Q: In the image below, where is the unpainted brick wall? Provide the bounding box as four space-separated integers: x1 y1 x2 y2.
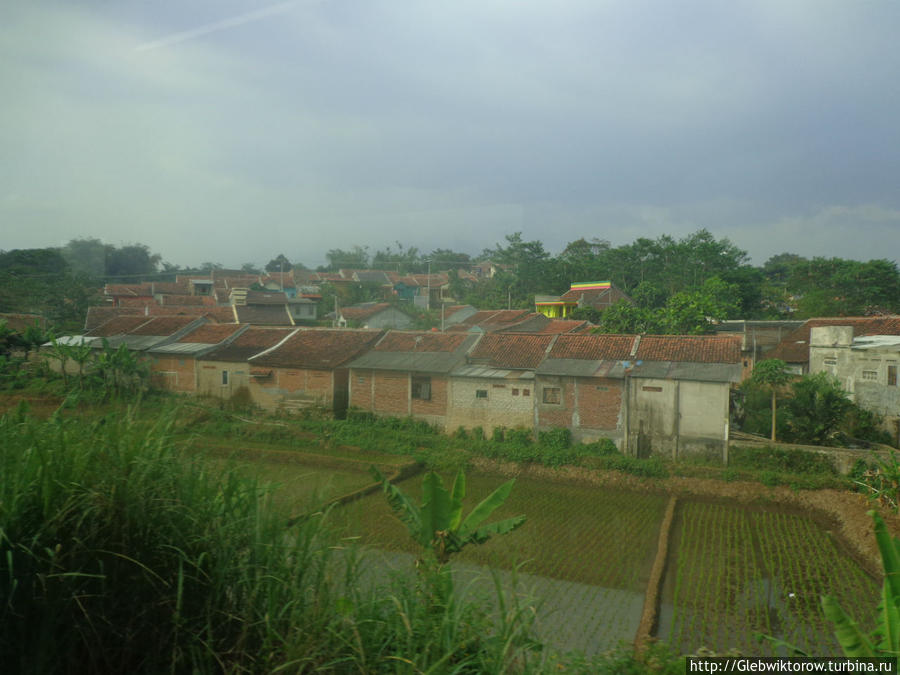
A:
150 356 197 393
576 377 622 430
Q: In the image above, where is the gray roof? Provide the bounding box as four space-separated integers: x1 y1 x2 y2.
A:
450 364 535 380
537 358 739 383
149 342 223 356
536 359 626 378
349 334 479 374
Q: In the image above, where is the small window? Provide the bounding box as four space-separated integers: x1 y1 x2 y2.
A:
824 358 837 366
523 388 530 396
889 366 898 387
642 386 663 393
862 370 878 381
512 388 519 396
542 387 561 404
475 389 488 399
412 376 431 400
221 370 229 386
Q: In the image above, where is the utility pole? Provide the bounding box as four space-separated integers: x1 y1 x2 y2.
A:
425 258 431 312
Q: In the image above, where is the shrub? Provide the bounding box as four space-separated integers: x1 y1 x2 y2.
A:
538 427 571 450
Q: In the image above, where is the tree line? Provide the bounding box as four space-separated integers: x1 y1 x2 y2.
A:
3 230 898 333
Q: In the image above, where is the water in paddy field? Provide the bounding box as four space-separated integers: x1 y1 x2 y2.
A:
355 549 645 657
657 500 880 657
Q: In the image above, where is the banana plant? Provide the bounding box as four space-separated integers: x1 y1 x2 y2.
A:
374 468 526 565
822 510 900 657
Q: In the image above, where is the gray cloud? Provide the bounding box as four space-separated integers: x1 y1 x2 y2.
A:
2 1 898 268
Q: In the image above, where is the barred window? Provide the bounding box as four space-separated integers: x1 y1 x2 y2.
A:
411 376 431 401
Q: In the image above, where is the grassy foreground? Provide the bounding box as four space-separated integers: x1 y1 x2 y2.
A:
0 400 689 674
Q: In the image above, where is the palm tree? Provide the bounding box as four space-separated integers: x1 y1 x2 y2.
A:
750 359 792 443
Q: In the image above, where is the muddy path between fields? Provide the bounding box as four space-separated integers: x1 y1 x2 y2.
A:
468 457 897 579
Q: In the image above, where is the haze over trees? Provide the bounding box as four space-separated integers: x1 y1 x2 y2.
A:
3 230 899 334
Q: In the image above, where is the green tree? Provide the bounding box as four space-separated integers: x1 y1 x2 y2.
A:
264 254 292 273
783 372 852 446
750 359 792 443
324 246 369 271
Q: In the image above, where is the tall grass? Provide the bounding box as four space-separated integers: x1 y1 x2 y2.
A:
0 404 548 673
0 406 339 673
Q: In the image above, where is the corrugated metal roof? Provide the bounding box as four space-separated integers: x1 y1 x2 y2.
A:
151 342 219 355
450 364 535 380
536 359 624 378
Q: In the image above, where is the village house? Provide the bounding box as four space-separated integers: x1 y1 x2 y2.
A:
246 328 383 414
348 331 480 428
445 334 553 434
196 327 296 400
535 334 634 446
535 333 742 459
768 316 900 375
534 281 632 319
147 323 248 393
808 324 900 444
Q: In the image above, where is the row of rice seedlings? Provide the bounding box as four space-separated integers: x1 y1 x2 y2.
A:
667 502 777 655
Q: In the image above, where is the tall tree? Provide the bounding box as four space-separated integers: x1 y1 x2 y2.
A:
265 254 292 273
750 359 792 443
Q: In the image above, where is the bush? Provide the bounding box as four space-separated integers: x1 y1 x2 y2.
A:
538 427 571 450
729 445 837 475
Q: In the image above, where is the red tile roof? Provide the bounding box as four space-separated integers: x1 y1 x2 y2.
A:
251 329 382 369
0 313 46 332
177 324 244 344
468 334 555 369
201 327 294 362
84 307 146 331
768 316 900 363
145 305 237 322
537 320 592 334
341 303 392 321
85 316 153 337
635 335 742 363
160 295 216 306
548 334 636 361
105 283 153 297
128 316 198 336
374 331 469 353
117 297 158 308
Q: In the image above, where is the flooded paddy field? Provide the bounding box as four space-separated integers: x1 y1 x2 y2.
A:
221 455 881 656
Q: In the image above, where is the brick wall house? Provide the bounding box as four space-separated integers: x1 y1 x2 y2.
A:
148 323 248 393
197 327 296 399
446 334 554 435
247 329 383 414
348 331 480 428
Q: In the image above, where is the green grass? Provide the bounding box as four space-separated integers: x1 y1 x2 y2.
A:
0 403 546 673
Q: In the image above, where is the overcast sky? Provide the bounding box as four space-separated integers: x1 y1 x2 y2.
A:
3 0 899 269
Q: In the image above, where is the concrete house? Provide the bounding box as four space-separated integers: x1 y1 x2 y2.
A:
809 324 900 444
768 317 900 375
147 323 248 393
348 331 480 428
535 333 742 459
196 327 296 399
246 329 383 414
622 335 742 460
446 334 554 433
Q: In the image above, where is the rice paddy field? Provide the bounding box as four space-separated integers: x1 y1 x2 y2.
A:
224 455 881 657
